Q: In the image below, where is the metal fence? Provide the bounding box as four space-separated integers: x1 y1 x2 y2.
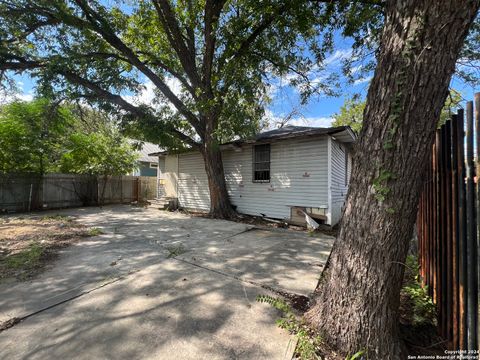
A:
417 94 480 351
0 173 158 213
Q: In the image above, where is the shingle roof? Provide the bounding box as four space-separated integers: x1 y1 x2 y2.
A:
254 125 352 141
147 125 356 156
128 140 162 162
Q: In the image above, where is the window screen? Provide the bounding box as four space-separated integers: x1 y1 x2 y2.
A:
253 144 270 182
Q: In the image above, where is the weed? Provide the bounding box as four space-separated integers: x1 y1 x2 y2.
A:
401 255 436 326
87 227 104 236
345 350 365 360
0 243 44 280
256 295 322 360
166 244 187 258
4 243 43 270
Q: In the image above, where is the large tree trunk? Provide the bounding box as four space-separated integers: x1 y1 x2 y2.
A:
305 1 478 358
201 139 236 219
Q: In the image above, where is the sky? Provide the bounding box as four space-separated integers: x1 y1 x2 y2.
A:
3 40 479 130
3 45 371 129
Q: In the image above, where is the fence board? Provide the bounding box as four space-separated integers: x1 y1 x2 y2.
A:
418 97 479 351
0 173 159 213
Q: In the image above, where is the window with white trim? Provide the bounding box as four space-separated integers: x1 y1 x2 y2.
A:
253 144 270 182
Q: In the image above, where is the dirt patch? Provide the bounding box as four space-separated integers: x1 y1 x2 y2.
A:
0 215 102 281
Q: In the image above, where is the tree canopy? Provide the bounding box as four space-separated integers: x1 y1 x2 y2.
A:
0 0 382 148
333 90 464 134
332 97 365 133
59 131 138 176
0 99 73 173
0 99 138 175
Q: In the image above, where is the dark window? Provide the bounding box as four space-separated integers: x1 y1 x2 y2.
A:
253 144 270 182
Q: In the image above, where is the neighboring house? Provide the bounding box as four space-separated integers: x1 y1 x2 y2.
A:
129 140 162 177
149 125 355 226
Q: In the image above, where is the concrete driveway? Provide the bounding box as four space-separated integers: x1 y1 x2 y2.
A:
0 205 333 360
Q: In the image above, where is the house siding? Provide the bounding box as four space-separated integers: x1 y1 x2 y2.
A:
330 139 349 225
178 153 210 211
223 138 329 219
176 137 331 221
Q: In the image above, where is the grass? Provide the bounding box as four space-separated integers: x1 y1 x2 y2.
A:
256 294 323 360
400 255 436 327
0 242 45 280
0 216 105 282
4 243 43 269
87 227 104 236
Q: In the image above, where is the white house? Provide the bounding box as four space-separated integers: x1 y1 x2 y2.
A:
150 125 356 226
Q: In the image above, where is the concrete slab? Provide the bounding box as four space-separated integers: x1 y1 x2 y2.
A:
0 205 333 359
0 260 295 360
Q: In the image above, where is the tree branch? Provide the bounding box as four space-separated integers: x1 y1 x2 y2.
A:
71 0 204 135
225 3 291 66
202 0 226 93
151 0 202 89
61 70 199 148
0 58 198 148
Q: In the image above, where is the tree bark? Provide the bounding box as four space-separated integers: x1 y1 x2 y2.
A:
305 1 479 358
201 138 236 219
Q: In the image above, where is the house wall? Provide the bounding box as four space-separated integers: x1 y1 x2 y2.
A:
174 137 333 222
178 152 210 210
329 139 350 225
156 157 167 198
133 161 157 177
158 155 177 198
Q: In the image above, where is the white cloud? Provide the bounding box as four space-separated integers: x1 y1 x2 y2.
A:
124 78 183 107
353 76 373 86
289 116 333 128
137 80 156 104
264 109 333 130
0 90 34 105
351 65 363 75
324 49 352 67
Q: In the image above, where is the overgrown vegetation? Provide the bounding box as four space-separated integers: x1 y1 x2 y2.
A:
400 255 436 327
399 255 443 356
256 294 323 360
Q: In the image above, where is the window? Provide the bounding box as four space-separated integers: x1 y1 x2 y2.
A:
150 162 158 168
253 144 270 182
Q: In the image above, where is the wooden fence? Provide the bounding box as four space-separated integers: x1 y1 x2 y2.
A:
0 173 158 213
417 93 480 351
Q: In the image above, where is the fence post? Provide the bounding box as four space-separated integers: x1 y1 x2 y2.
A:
466 101 478 349
445 121 454 345
451 114 460 349
456 108 468 350
475 92 480 351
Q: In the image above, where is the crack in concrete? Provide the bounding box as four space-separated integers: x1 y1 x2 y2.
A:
0 226 303 333
0 268 140 333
